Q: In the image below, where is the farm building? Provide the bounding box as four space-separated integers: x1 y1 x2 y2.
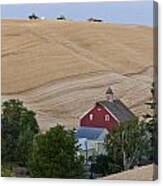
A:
80 87 136 130
76 127 108 162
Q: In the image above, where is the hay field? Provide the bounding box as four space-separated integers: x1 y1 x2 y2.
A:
2 20 153 130
100 164 157 181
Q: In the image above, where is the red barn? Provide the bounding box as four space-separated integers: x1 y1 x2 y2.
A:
80 87 136 130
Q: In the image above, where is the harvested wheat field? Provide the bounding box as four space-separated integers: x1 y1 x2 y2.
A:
2 19 153 130
100 164 158 181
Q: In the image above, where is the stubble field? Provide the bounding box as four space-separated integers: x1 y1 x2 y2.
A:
2 20 153 130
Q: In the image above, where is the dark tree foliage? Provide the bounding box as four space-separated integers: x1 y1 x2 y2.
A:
94 154 110 176
1 99 39 166
18 110 39 166
106 119 152 172
144 82 158 164
28 125 85 178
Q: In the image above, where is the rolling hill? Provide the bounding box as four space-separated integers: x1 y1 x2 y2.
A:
100 164 157 180
2 20 153 130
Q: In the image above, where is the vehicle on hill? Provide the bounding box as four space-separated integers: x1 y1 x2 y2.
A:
28 13 40 20
88 17 103 22
57 15 66 20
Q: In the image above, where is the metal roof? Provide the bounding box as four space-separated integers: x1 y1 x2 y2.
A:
98 99 136 123
76 127 107 140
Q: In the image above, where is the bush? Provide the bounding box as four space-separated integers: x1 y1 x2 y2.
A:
94 155 109 176
1 166 14 177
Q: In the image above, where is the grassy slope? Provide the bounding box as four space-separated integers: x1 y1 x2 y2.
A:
2 20 153 130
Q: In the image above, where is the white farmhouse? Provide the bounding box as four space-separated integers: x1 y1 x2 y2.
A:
76 127 108 162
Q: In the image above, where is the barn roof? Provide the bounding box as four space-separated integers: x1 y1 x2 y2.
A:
98 99 136 123
76 127 107 140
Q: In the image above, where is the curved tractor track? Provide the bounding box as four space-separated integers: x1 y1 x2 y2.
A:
2 20 153 130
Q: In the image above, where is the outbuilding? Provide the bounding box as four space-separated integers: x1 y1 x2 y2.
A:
76 127 108 161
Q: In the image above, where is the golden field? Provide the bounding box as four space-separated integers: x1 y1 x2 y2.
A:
101 164 157 181
2 20 153 130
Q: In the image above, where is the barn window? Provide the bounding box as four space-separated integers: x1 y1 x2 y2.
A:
89 114 93 120
105 114 110 121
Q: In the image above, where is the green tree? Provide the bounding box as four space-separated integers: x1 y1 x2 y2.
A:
106 119 152 172
144 82 158 164
18 110 39 166
1 99 39 167
28 125 85 178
